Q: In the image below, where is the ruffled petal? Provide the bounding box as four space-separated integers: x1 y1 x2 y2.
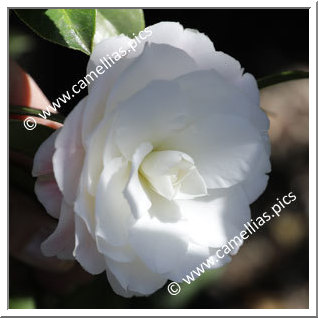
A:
176 186 251 250
32 129 59 177
148 22 258 103
105 257 167 296
106 270 137 298
41 200 75 259
167 243 231 282
123 142 153 219
73 215 105 274
106 43 197 109
241 173 269 204
82 35 144 146
34 175 62 219
146 188 181 223
114 80 189 159
88 34 143 80
175 69 268 132
96 237 135 263
74 182 96 235
53 97 86 205
163 113 270 189
148 22 215 70
95 157 132 246
129 216 189 274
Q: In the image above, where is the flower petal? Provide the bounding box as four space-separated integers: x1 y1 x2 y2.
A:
41 200 75 260
123 142 153 219
34 175 62 219
148 22 215 70
163 113 270 189
32 129 59 177
114 80 189 158
167 243 231 282
148 22 257 103
106 271 137 298
82 36 144 146
53 97 86 205
88 34 143 80
146 188 182 223
74 182 95 235
107 43 197 109
175 69 268 132
95 157 132 246
236 72 260 105
176 186 251 250
129 216 189 274
73 215 105 274
105 256 166 296
241 173 269 204
96 237 135 263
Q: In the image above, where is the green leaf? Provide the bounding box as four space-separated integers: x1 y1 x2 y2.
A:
94 9 145 46
15 9 145 54
9 297 36 309
10 105 65 124
14 9 96 55
9 30 35 59
257 70 309 89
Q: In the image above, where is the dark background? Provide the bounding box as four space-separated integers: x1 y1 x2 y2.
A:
9 9 309 309
10 9 309 115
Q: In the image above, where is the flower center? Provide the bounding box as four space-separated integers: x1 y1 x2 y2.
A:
140 150 207 200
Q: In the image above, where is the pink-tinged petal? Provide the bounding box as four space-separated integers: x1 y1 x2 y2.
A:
41 200 75 260
53 97 86 205
32 129 59 177
73 215 105 275
34 175 62 219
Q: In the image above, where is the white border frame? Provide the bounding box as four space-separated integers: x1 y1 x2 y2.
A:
2 1 316 316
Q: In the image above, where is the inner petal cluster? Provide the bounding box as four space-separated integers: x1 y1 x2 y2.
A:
140 150 207 201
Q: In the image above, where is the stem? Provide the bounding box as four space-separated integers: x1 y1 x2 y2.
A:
257 70 309 89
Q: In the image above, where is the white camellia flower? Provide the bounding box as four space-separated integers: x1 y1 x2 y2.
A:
33 22 271 297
